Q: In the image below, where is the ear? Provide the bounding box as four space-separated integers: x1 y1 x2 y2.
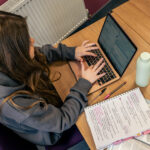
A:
30 37 35 46
29 38 35 59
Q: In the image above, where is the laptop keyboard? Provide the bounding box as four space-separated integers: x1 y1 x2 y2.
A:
84 49 116 85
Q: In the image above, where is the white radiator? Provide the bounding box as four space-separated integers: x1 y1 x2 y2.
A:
0 0 88 46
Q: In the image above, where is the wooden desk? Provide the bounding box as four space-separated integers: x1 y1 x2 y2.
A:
50 9 150 150
113 0 150 45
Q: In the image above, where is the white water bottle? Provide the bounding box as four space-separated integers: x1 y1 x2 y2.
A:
136 52 150 87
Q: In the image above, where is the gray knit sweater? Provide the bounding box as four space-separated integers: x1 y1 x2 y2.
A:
0 44 92 145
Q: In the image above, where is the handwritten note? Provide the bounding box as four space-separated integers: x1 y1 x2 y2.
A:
85 88 150 150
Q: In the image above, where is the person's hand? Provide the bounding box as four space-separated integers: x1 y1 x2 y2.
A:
80 58 106 84
75 40 99 61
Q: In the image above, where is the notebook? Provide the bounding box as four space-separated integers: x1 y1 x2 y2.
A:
69 14 137 94
84 88 150 150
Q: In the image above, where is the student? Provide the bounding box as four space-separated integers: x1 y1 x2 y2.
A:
0 11 105 146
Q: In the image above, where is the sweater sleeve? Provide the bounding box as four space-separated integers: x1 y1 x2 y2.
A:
39 43 76 64
21 78 92 133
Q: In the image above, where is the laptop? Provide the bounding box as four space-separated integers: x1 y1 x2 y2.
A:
69 14 137 94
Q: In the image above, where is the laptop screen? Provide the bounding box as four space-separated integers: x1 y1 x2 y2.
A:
98 14 137 76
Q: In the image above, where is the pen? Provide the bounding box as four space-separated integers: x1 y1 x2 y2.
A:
134 138 150 146
104 81 127 100
89 88 106 105
92 88 106 101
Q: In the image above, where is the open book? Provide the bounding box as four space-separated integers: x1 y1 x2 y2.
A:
84 88 150 150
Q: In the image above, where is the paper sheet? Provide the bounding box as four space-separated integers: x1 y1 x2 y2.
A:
85 88 150 149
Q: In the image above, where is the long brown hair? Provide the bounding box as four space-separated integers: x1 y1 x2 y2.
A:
0 11 62 109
